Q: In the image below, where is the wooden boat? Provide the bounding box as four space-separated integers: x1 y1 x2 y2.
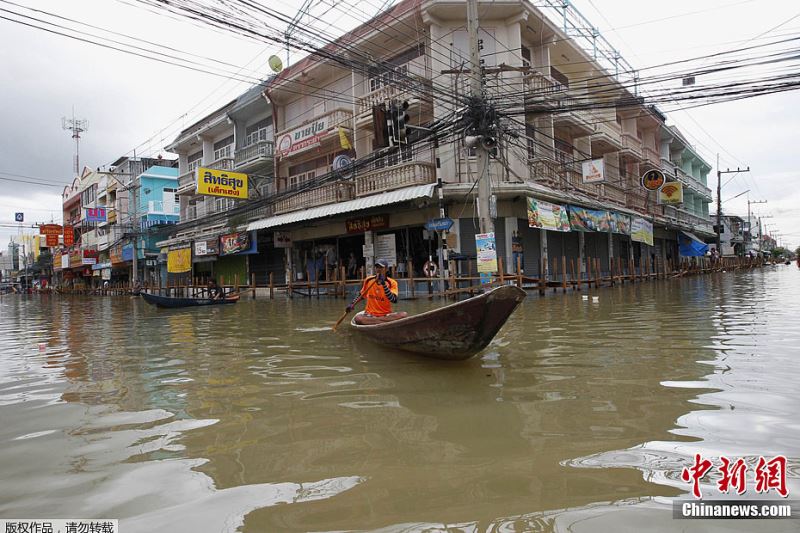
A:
350 284 526 360
141 292 240 308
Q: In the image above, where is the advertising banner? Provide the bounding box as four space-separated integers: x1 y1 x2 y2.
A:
196 168 248 200
631 217 654 246
85 208 107 223
167 247 192 273
610 212 632 235
476 232 498 273
63 225 74 246
569 206 611 232
581 158 605 183
219 231 251 256
659 181 684 205
527 198 571 232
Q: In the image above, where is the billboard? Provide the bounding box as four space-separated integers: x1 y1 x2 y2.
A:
85 208 107 223
527 198 570 232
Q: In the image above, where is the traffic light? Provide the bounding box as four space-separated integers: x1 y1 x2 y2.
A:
395 100 410 144
372 103 389 149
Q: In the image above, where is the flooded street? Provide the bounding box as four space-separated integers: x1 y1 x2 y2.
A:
1 267 798 532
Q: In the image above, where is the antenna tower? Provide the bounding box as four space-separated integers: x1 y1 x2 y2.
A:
62 111 88 175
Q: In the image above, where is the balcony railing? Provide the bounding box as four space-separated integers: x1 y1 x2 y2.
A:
626 190 648 211
148 201 180 215
676 167 713 199
529 157 563 186
273 182 355 215
207 157 234 170
178 170 196 195
642 146 660 167
601 183 627 205
524 73 566 107
357 79 433 115
355 161 436 196
234 140 275 169
620 132 643 159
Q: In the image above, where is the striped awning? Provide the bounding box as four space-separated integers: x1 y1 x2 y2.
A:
247 183 436 232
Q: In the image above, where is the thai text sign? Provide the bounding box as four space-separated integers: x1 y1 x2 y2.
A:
631 217 654 246
276 117 328 157
660 181 684 205
476 232 498 274
274 231 292 248
196 168 248 199
167 247 191 273
581 158 605 183
346 214 389 234
63 225 74 246
39 224 62 235
527 198 570 232
194 238 218 257
85 208 106 223
45 234 59 247
219 231 250 256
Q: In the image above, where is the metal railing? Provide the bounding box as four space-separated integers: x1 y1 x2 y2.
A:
275 108 354 144
234 140 275 168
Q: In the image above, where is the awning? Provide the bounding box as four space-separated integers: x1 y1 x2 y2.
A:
247 183 436 232
679 231 709 257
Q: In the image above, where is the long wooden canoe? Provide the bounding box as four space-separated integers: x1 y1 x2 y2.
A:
141 292 240 308
350 285 526 360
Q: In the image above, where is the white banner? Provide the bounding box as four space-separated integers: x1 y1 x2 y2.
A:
375 233 397 266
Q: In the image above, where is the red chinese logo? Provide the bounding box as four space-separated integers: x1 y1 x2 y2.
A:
681 454 788 499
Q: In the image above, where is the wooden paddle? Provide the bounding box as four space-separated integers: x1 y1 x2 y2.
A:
332 278 375 332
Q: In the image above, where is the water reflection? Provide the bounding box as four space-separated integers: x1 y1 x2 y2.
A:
0 267 798 532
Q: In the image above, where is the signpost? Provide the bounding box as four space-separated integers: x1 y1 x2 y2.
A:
424 218 454 232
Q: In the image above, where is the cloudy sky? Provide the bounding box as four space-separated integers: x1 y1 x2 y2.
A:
1 0 798 250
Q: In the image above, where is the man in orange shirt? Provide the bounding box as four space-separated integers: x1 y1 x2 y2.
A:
348 259 408 324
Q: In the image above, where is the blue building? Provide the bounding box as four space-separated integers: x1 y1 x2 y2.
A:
135 165 179 282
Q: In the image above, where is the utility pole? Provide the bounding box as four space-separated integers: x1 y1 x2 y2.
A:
715 155 749 252
747 197 767 252
467 0 494 235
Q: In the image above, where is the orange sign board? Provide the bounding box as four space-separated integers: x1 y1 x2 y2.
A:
39 224 63 235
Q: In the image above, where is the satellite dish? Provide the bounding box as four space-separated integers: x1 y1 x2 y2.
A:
268 55 283 73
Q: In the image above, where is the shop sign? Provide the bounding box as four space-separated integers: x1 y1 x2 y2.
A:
63 225 74 246
122 244 134 262
39 224 62 235
145 259 158 267
274 231 292 248
85 207 107 223
219 231 250 256
194 238 219 257
641 169 666 191
45 234 59 247
102 269 111 281
346 214 390 234
659 181 684 205
424 218 453 232
196 167 248 199
581 158 605 183
276 117 329 157
110 245 123 264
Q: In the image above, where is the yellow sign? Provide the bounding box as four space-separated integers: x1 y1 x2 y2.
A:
659 181 684 205
196 167 248 199
167 247 191 273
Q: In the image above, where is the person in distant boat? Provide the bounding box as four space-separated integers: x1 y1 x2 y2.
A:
207 278 225 300
348 259 408 324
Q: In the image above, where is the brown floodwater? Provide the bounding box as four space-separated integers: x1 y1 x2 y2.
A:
1 266 798 532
